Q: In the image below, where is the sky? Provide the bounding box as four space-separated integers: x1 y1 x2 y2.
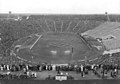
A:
0 0 120 14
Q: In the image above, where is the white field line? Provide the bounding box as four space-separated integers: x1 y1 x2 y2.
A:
14 36 32 51
74 27 81 35
89 58 98 62
30 35 42 50
74 20 87 35
66 21 72 32
72 21 80 31
18 34 35 42
16 45 31 52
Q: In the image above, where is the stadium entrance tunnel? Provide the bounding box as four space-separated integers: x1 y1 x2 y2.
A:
12 32 105 64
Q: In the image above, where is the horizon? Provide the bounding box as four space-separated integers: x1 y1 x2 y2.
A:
0 13 120 15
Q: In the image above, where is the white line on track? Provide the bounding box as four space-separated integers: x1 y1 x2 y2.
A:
74 27 81 35
66 21 72 32
74 20 88 35
30 35 42 50
72 21 80 31
89 58 98 62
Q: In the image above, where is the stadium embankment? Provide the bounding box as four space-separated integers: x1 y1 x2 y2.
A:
82 22 120 50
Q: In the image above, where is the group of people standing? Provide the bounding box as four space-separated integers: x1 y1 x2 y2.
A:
0 63 119 79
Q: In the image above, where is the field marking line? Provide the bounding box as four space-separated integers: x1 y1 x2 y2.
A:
30 35 42 50
45 19 51 31
14 35 35 52
74 20 87 35
16 45 32 52
72 21 80 31
89 58 98 62
66 21 72 32
74 27 81 35
61 20 63 32
53 20 56 32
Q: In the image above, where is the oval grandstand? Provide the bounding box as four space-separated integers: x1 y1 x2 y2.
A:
12 31 105 64
1 15 120 81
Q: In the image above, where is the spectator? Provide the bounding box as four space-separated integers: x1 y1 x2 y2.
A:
80 65 85 77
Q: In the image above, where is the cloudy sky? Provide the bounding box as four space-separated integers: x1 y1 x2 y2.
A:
0 0 120 14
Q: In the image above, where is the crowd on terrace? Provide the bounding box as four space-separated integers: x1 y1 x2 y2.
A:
0 61 119 80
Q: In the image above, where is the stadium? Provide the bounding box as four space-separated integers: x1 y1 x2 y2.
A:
0 14 120 84
12 29 105 64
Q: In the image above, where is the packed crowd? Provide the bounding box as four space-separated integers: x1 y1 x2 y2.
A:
0 62 119 80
